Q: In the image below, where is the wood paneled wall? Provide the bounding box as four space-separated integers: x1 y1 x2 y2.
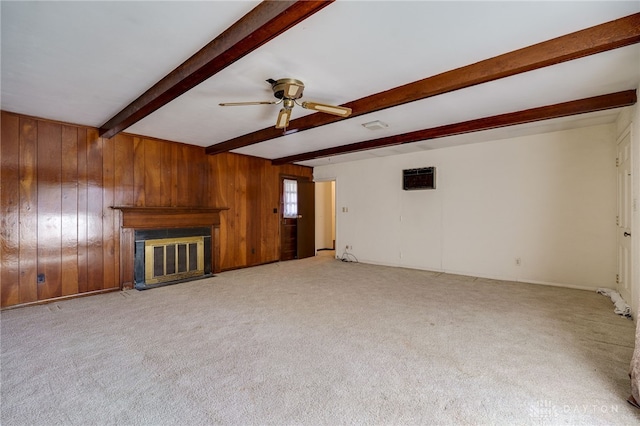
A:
209 153 311 269
0 111 312 308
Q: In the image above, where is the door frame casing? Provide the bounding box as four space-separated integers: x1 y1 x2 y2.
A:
630 122 640 319
314 176 338 258
616 125 633 305
313 180 336 251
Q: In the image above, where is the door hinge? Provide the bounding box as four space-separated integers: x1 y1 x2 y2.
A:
616 216 619 226
616 157 619 167
616 274 620 284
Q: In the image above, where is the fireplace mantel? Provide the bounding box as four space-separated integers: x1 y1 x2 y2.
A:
112 206 228 229
112 206 228 289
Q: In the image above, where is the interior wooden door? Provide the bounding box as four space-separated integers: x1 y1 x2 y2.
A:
280 217 297 261
297 180 315 259
280 178 297 261
279 177 315 261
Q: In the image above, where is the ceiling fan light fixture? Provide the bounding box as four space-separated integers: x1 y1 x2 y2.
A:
270 78 305 100
301 101 352 117
362 120 389 130
221 78 350 129
316 105 349 115
286 84 302 98
276 108 291 129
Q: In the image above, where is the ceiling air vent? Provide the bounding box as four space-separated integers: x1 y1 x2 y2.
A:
403 167 436 190
362 120 389 130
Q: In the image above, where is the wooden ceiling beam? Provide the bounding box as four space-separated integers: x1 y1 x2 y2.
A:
271 90 637 165
206 12 640 155
99 0 334 139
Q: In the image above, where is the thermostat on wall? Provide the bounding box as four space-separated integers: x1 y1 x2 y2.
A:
403 167 436 190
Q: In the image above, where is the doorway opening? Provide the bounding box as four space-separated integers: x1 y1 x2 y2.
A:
315 180 336 258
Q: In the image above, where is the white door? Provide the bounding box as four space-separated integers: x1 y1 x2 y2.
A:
617 131 632 303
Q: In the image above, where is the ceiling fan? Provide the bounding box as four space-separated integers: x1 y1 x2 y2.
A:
219 78 352 129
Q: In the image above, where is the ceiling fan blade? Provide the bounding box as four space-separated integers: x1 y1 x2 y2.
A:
301 101 352 117
275 108 292 129
219 101 277 106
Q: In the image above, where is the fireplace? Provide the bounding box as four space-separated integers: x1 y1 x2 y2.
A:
134 227 212 290
112 206 227 290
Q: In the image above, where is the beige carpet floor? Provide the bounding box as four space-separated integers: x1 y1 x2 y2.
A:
1 254 638 425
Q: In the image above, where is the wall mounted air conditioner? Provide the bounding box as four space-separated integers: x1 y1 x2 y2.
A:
403 167 436 190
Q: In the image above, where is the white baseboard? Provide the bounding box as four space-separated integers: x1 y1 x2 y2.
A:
348 257 598 292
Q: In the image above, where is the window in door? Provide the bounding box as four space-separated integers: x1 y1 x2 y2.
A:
283 179 298 218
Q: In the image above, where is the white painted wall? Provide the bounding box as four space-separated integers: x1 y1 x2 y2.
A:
315 124 618 290
616 88 640 318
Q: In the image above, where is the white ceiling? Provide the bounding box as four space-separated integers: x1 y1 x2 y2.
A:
2 1 639 167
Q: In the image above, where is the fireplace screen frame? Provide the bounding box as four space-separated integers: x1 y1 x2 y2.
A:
144 236 205 285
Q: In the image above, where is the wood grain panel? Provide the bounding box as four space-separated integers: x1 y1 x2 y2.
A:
246 157 260 265
181 145 195 207
120 228 134 289
102 136 117 290
259 162 271 261
86 129 103 292
61 125 79 296
114 134 134 289
37 121 62 300
208 154 230 267
204 152 312 271
170 143 179 206
227 153 239 269
222 154 239 269
175 144 190 207
143 138 162 207
160 140 173 206
18 117 38 304
1 112 20 307
212 226 221 274
76 128 88 293
178 145 192 206
175 144 207 207
114 134 134 207
133 136 145 207
235 154 248 268
211 154 227 267
262 163 280 262
193 147 207 207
